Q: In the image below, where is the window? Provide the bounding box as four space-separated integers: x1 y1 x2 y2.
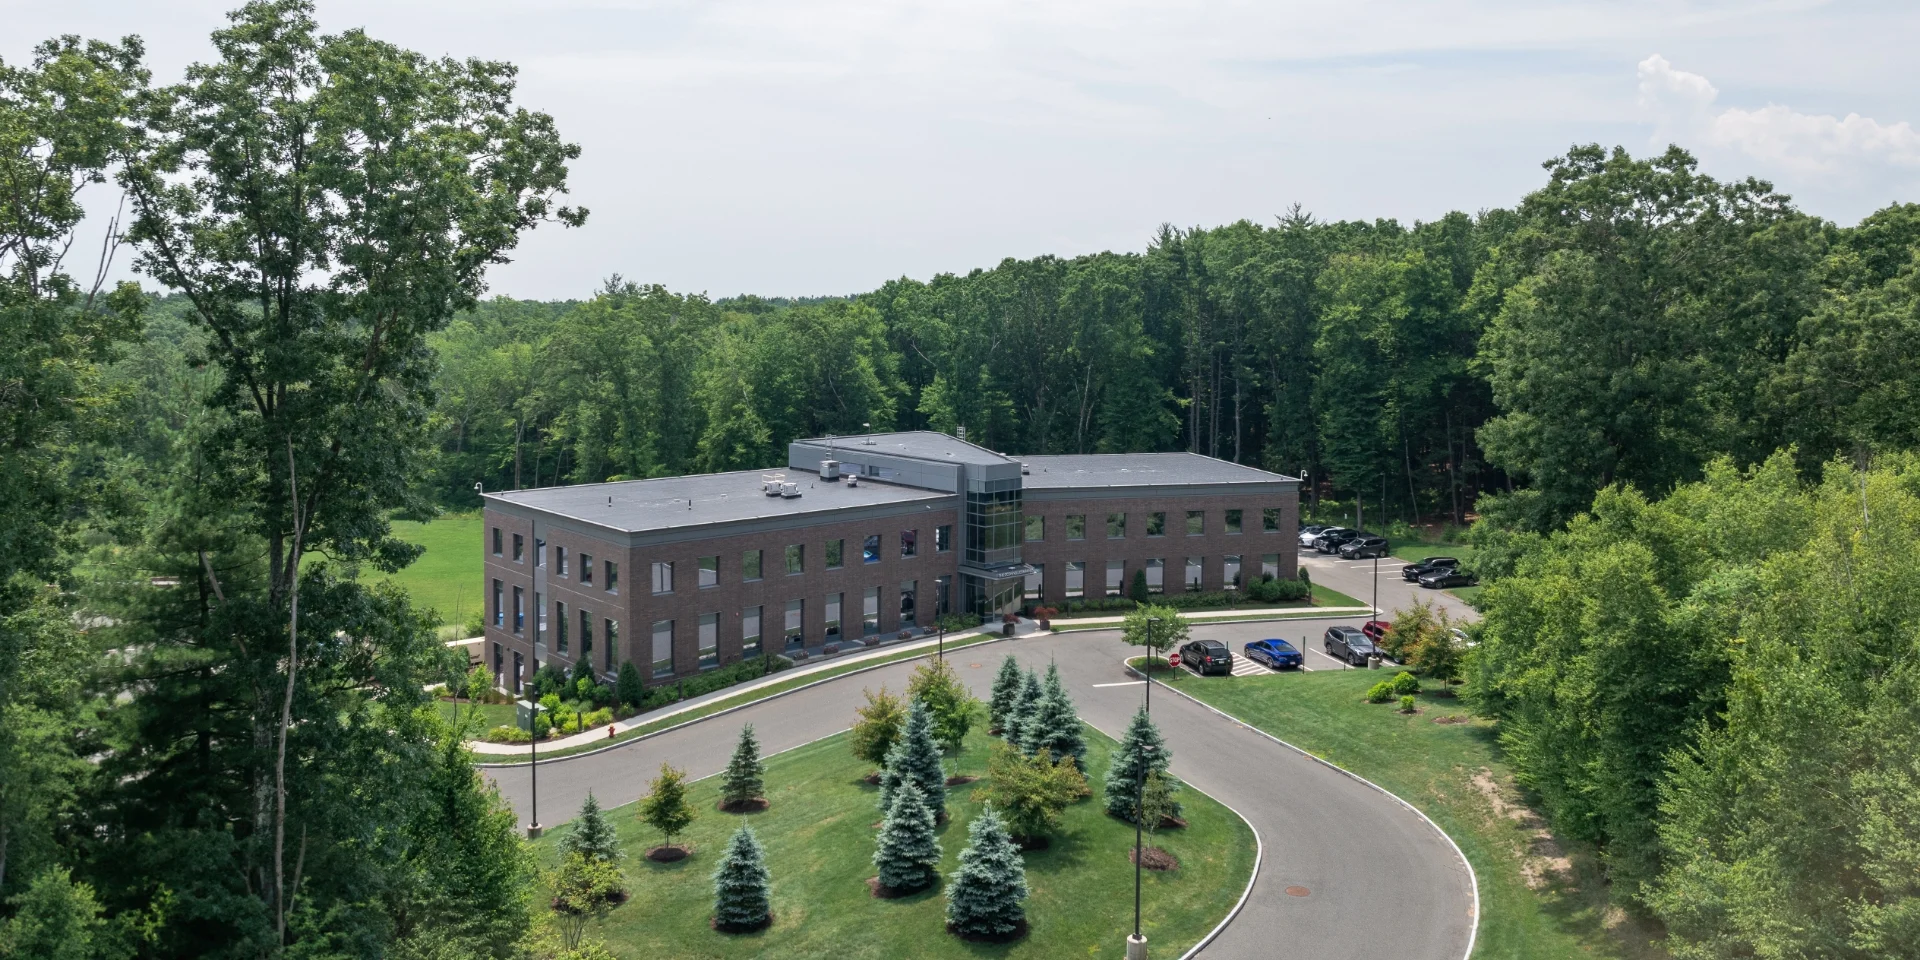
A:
1225 555 1242 589
899 581 916 619
1187 510 1204 535
1066 514 1086 540
785 544 804 576
935 525 952 553
536 592 547 646
825 539 844 570
651 620 674 678
1263 507 1282 533
965 482 1023 567
651 561 674 595
1107 512 1126 539
557 601 569 652
512 586 524 634
605 560 618 592
863 534 881 564
493 642 502 682
1025 515 1044 542
556 546 568 576
1025 564 1044 600
1147 512 1166 537
604 619 617 672
1185 556 1203 590
512 533 524 562
825 593 842 640
536 538 546 567
492 527 502 556
699 613 718 669
1225 509 1243 534
1104 561 1123 596
1146 559 1165 594
901 529 918 559
742 606 763 658
1261 554 1280 579
1065 561 1085 599
862 587 880 635
580 554 593 586
492 579 503 628
784 599 804 649
580 610 593 660
743 549 762 581
699 555 718 588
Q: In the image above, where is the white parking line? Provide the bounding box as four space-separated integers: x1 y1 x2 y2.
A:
1091 681 1145 688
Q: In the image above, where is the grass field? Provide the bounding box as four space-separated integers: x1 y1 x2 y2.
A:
378 512 484 634
539 726 1256 960
1391 542 1477 564
1152 667 1666 960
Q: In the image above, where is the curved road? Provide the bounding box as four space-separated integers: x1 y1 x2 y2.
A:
483 626 1476 960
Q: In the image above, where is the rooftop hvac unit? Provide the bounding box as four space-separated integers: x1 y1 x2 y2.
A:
820 459 840 480
845 474 859 487
1018 461 1030 475
780 482 801 498
762 472 787 496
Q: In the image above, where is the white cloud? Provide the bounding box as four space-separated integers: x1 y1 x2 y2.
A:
1638 52 1920 172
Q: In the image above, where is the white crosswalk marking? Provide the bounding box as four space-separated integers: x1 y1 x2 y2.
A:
1228 653 1271 677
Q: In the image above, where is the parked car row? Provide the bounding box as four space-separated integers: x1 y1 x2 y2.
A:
1297 525 1390 556
1400 555 1477 588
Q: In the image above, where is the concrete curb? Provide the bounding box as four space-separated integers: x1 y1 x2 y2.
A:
1125 660 1482 960
474 632 1017 769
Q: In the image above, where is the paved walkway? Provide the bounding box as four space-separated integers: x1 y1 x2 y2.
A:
481 625 1475 960
1051 604 1374 628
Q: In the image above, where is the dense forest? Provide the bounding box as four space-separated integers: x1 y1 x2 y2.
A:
5 0 1920 958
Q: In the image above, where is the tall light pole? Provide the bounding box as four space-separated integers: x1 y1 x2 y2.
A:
937 624 945 662
1144 616 1161 716
1130 742 1159 960
526 698 543 838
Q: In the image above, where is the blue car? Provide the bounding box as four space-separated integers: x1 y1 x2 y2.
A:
1243 639 1304 671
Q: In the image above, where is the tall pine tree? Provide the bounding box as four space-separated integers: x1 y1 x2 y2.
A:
879 699 947 820
1104 705 1180 821
562 792 621 865
872 782 942 894
1009 670 1045 752
711 825 772 932
944 804 1029 940
1025 683 1087 771
988 656 1022 733
721 724 766 811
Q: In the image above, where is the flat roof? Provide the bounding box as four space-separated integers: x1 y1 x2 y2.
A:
485 470 951 533
1020 453 1296 489
796 430 1013 466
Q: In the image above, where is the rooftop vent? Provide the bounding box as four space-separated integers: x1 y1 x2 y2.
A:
1018 461 1030 475
762 472 787 496
780 482 801 499
820 459 840 480
845 474 859 488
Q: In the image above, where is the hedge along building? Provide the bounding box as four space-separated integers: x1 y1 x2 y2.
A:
480 431 1299 693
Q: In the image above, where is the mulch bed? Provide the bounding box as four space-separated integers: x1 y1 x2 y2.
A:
1104 811 1186 830
645 844 693 863
945 775 977 786
1012 834 1051 852
867 876 931 899
947 919 1029 944
1432 714 1471 725
863 772 884 785
1130 846 1179 871
718 797 771 813
711 912 773 934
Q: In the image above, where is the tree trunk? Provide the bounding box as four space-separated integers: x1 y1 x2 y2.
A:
513 417 524 490
1404 434 1419 526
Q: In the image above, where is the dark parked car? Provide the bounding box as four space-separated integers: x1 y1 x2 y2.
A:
1313 528 1364 553
1179 639 1233 677
1401 556 1460 582
1323 626 1376 666
1338 535 1391 559
1297 524 1333 548
1418 569 1477 589
1243 638 1303 671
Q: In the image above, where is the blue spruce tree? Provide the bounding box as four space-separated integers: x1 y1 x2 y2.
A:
712 824 773 932
944 804 1029 940
878 698 947 820
1103 704 1180 821
872 781 942 894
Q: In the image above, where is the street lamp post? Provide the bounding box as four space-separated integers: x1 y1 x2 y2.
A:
527 699 543 838
1144 616 1161 716
937 624 945 662
1130 742 1159 960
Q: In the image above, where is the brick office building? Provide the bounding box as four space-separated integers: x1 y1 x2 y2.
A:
480 431 1298 693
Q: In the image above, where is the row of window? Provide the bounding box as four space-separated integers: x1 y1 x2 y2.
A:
492 579 622 673
492 528 620 593
1023 507 1287 543
1025 554 1289 598
648 578 946 677
645 525 956 595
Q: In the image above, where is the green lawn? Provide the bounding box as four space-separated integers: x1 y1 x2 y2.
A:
538 726 1256 960
1157 668 1666 960
1391 542 1476 565
379 512 484 634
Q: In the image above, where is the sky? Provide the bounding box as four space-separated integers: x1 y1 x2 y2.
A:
8 0 1920 300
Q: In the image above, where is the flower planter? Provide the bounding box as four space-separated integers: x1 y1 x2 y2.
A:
864 637 882 647
823 642 840 655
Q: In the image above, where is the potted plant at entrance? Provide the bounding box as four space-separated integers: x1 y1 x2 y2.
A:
1033 607 1055 631
1001 613 1018 637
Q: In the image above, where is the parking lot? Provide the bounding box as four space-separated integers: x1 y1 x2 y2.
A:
1178 615 1391 674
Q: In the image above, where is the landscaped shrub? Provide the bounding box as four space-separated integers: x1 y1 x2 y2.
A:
616 661 644 709
633 657 788 712
486 725 530 744
1366 681 1395 703
851 686 907 769
1390 671 1420 696
712 825 772 932
1246 576 1310 604
533 662 568 698
1297 566 1311 591
1049 597 1138 615
936 613 976 633
1399 694 1417 713
1129 569 1150 604
581 707 613 729
978 741 1085 841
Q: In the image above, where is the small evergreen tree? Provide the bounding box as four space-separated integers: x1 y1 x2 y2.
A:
1104 705 1180 822
879 699 947 819
639 764 696 851
944 804 1029 940
1042 661 1065 701
850 685 907 770
872 781 942 893
1129 568 1150 604
711 825 772 932
721 724 766 810
987 655 1023 733
570 655 596 688
562 791 622 866
1025 684 1087 771
616 660 644 710
1009 671 1045 753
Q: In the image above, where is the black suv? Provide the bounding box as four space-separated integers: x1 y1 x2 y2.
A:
1179 639 1233 677
1402 556 1459 582
1322 626 1376 666
1338 535 1390 559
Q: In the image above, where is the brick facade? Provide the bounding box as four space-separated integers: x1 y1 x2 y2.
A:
1020 492 1299 603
